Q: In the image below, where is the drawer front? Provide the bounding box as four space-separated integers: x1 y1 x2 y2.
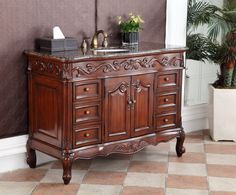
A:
73 102 101 124
157 92 178 114
156 113 177 130
157 71 179 91
73 80 101 101
73 124 101 147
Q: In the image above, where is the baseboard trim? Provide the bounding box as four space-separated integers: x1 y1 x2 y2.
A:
182 104 208 132
0 104 208 172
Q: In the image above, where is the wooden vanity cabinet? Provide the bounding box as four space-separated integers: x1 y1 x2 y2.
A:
25 48 186 184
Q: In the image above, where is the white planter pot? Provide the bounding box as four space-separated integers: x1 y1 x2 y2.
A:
208 85 236 141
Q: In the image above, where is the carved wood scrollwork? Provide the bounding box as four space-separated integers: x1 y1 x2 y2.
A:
114 140 149 153
72 57 158 77
36 60 61 75
158 56 183 67
29 58 74 80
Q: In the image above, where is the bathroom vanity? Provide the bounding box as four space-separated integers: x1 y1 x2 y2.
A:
25 42 187 184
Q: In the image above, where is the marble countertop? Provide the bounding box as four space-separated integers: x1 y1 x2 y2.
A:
25 42 187 62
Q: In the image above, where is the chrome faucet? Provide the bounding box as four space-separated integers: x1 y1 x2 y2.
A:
91 30 108 49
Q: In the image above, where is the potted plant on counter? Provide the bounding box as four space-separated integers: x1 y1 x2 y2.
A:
117 13 144 45
187 0 236 141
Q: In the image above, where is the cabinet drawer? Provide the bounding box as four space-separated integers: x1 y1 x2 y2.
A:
156 92 178 114
157 71 179 90
156 113 177 130
73 102 101 124
73 80 101 101
73 124 101 147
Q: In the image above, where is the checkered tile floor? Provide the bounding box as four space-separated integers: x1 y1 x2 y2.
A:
0 130 236 195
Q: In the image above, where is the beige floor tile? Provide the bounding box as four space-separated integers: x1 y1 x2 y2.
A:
128 161 167 173
0 168 47 182
0 182 38 195
51 159 92 170
167 175 208 189
124 172 166 187
208 164 236 178
142 143 170 153
89 159 129 172
41 169 86 183
106 153 133 160
77 184 122 195
82 171 126 185
205 144 236 154
209 177 236 192
166 188 209 195
206 154 236 165
121 186 164 195
188 130 204 136
185 134 204 143
32 183 80 195
169 152 206 163
170 142 205 153
168 162 207 176
210 191 236 195
36 161 54 169
132 150 168 162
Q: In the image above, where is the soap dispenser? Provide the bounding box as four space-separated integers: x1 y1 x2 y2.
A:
81 37 90 54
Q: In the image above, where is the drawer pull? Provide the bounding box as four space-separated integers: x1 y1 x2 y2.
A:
85 110 90 115
164 77 170 81
84 87 90 92
164 118 169 122
84 133 90 137
164 98 169 102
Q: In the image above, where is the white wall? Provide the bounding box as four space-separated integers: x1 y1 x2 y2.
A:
0 0 191 173
166 0 188 45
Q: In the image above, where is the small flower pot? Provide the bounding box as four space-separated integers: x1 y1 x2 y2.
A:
122 32 139 45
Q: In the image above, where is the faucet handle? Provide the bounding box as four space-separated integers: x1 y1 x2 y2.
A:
102 36 108 48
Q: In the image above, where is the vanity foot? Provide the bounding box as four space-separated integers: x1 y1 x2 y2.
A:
176 129 185 157
26 140 36 168
62 156 73 185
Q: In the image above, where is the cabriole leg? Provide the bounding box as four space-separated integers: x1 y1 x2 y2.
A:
62 154 73 185
26 140 36 168
176 129 185 157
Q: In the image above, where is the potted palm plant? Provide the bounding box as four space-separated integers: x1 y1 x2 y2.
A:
187 0 236 141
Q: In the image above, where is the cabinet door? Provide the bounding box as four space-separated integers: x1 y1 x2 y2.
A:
131 74 154 137
104 77 131 142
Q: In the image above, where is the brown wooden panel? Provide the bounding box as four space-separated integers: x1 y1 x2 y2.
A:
73 123 101 147
131 74 154 137
73 80 101 101
73 101 101 124
104 77 131 142
32 76 63 147
156 113 177 130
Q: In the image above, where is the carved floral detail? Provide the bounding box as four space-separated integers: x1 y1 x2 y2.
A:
72 57 158 77
114 140 148 153
119 82 129 93
30 59 62 77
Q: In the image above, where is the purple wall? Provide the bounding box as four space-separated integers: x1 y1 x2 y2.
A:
0 0 166 138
